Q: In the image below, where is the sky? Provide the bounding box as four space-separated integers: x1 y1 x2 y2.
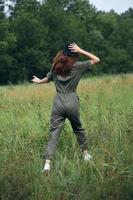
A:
89 0 133 13
5 0 133 15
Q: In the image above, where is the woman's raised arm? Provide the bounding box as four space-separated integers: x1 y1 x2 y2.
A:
68 43 100 65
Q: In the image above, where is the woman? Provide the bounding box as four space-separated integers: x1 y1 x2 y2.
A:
31 43 100 173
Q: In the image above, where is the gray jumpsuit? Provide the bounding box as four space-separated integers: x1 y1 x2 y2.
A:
43 60 92 160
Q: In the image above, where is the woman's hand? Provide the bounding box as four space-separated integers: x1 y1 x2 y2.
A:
31 76 41 83
69 43 100 65
68 43 82 53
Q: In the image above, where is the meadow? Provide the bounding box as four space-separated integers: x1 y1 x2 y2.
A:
0 74 133 200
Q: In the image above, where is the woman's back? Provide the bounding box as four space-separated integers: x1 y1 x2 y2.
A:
47 60 92 94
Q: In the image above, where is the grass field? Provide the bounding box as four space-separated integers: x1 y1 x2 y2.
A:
0 74 133 200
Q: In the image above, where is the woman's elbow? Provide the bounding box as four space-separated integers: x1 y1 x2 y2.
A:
91 57 100 65
96 57 100 63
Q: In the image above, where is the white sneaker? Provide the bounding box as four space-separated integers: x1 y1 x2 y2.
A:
41 159 51 173
83 153 92 161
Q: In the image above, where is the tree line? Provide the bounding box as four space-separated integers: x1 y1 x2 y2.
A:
0 0 133 84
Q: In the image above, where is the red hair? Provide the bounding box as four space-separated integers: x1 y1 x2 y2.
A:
52 50 79 76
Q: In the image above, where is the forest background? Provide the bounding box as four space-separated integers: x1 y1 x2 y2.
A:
0 0 133 84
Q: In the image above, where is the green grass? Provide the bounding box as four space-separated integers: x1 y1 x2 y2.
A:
0 74 133 200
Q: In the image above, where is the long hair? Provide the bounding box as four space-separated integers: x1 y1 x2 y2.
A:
52 50 79 76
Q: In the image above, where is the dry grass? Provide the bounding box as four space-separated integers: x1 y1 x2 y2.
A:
0 73 133 200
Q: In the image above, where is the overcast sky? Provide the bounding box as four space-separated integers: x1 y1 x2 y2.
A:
89 0 133 13
5 0 133 15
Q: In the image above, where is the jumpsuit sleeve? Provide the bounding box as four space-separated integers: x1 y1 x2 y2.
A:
46 71 53 82
75 60 92 73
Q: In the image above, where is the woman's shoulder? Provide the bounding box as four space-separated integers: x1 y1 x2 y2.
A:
73 60 92 72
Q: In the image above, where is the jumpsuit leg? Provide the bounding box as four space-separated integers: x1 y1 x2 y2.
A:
68 114 88 151
67 95 88 151
42 103 66 160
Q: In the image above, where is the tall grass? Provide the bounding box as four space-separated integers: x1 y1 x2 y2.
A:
0 74 133 200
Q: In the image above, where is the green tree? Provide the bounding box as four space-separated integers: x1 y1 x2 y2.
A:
0 10 17 84
9 0 50 83
0 0 133 84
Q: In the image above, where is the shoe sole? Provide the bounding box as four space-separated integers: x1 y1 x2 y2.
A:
41 169 50 176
